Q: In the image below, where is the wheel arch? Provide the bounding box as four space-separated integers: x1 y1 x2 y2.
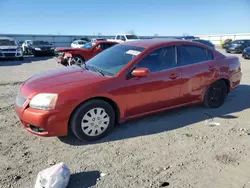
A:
68 96 121 128
72 53 85 61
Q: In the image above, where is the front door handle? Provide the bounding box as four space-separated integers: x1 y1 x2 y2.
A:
169 73 179 79
208 65 215 71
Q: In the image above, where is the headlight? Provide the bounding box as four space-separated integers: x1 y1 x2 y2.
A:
29 93 58 110
34 48 41 51
50 47 54 50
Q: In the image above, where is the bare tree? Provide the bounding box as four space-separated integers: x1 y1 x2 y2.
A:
154 33 159 36
182 32 189 36
127 29 135 35
97 32 102 36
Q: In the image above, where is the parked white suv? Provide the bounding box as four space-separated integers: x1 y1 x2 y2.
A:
107 34 140 43
71 40 88 48
0 37 23 60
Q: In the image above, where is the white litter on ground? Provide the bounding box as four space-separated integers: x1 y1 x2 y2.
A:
34 162 70 188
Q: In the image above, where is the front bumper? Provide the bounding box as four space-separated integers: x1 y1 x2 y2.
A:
0 51 23 59
33 49 55 55
14 98 72 137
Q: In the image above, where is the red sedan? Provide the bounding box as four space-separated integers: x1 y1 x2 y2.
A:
55 41 118 66
14 39 242 142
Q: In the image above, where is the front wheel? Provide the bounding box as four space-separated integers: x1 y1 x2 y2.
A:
68 55 85 66
70 100 115 142
203 80 228 108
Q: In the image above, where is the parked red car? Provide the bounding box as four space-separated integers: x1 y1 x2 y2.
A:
14 39 242 142
55 41 118 66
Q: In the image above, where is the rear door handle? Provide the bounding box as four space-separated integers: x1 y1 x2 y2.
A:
169 73 179 79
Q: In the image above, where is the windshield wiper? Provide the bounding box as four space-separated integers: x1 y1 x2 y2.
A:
87 66 105 76
79 62 89 70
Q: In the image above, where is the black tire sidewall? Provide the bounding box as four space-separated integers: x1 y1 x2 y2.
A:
70 100 115 142
204 80 227 108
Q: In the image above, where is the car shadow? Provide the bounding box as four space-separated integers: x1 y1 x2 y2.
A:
58 84 250 146
67 170 100 188
0 56 54 66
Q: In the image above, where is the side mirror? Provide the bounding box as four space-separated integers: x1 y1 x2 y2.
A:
131 68 149 77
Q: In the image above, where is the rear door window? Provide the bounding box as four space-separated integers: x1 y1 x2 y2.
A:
177 45 208 66
206 49 214 60
116 35 121 40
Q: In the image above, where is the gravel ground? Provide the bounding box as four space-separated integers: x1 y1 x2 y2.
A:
0 49 250 188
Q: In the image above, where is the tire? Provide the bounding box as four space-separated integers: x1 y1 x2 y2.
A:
203 80 228 108
18 57 24 61
70 100 115 142
69 55 85 66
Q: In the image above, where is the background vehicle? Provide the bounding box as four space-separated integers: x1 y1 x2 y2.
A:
108 34 140 43
221 38 233 49
225 39 250 53
242 47 250 59
55 41 118 66
71 40 88 48
15 40 242 142
23 40 55 56
91 38 106 42
190 39 215 49
0 37 23 60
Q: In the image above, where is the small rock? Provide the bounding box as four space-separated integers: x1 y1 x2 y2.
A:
6 167 11 170
28 170 32 174
13 175 21 181
160 182 170 187
218 169 221 172
100 173 107 177
46 159 56 165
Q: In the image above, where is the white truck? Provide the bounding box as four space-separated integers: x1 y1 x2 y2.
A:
107 34 140 43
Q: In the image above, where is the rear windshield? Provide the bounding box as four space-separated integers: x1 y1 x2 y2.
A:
82 42 96 49
33 41 50 45
0 39 17 46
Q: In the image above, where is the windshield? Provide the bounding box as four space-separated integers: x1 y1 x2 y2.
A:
125 35 139 39
82 42 96 49
85 45 145 76
78 41 86 45
0 39 17 46
33 41 50 45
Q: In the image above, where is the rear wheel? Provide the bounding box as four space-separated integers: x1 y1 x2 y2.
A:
70 100 115 142
203 80 228 108
69 55 85 66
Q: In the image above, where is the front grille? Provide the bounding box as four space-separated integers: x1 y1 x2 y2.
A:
3 53 16 57
15 93 27 107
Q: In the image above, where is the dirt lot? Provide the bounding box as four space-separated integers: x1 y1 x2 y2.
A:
0 49 250 188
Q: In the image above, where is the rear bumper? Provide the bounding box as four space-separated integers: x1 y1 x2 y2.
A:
14 103 72 137
230 71 242 91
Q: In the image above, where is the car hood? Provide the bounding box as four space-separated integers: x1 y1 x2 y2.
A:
55 47 88 52
244 47 250 52
0 45 18 50
21 66 108 99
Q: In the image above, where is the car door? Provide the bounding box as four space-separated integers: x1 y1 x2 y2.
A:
177 45 216 103
124 46 183 117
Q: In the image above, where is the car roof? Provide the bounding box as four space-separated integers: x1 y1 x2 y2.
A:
0 37 15 41
120 39 195 48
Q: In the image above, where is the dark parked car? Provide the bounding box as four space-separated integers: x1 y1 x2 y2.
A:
190 39 215 49
242 47 250 59
25 40 55 56
225 39 250 53
221 38 233 49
